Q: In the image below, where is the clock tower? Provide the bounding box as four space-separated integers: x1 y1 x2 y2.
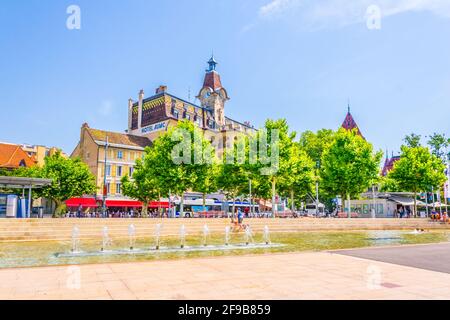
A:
197 55 229 128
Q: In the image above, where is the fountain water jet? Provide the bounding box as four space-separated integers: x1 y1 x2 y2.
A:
71 226 80 253
155 224 162 250
263 225 270 245
101 226 112 251
225 226 231 246
128 224 136 250
180 225 186 248
202 224 210 246
244 226 254 245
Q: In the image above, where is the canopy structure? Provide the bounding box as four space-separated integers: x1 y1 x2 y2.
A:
66 197 98 208
0 176 52 189
388 195 427 206
0 176 52 218
66 198 170 209
427 202 449 208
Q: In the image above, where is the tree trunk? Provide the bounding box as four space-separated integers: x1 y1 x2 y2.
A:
53 199 64 218
142 201 148 217
347 193 351 219
232 197 236 223
271 177 276 218
413 191 417 218
202 193 206 213
180 193 184 218
291 189 295 212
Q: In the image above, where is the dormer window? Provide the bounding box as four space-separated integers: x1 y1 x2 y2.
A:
172 108 179 119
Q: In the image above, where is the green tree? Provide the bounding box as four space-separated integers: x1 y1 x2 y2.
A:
149 120 215 216
217 143 249 221
299 129 336 211
388 145 447 216
320 129 383 216
121 147 161 217
299 129 335 165
259 119 296 216
38 152 96 216
278 143 315 211
427 133 449 161
403 133 422 148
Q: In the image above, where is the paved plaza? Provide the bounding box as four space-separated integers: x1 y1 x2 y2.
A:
1 243 450 300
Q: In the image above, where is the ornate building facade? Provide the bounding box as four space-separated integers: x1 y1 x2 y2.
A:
126 56 256 150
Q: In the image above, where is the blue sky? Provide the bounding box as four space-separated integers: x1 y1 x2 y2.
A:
0 0 449 155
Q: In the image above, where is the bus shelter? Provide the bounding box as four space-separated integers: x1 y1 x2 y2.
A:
0 176 52 218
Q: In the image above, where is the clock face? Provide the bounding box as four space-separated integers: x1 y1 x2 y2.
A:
202 89 210 99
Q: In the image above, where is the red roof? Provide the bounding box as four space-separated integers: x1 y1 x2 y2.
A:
203 71 222 91
341 112 363 138
382 156 401 176
0 143 37 169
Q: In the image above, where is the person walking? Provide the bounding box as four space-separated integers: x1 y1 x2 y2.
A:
237 208 244 225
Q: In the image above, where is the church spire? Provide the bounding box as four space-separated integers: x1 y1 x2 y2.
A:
341 102 364 138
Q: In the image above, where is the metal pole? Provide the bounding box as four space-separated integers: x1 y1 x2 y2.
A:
425 191 429 217
315 181 319 217
102 136 109 218
438 187 443 215
432 186 436 212
249 179 252 217
315 160 320 217
28 186 32 218
372 185 376 219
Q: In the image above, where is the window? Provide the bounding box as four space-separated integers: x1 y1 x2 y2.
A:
129 167 134 176
117 151 123 159
106 183 111 194
116 183 121 195
116 166 122 177
105 165 111 176
173 109 179 118
86 152 90 159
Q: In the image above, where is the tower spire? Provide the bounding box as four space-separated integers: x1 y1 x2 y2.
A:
207 54 218 72
347 98 351 113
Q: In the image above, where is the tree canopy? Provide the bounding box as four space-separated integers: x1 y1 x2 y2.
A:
320 129 382 206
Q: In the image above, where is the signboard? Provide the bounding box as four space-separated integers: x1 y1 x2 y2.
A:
141 121 167 134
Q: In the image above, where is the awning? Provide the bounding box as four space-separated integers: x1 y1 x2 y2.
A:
66 198 98 207
388 196 426 206
106 200 142 207
105 200 169 208
149 201 169 208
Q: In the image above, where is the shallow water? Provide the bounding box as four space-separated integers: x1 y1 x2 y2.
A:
0 230 448 269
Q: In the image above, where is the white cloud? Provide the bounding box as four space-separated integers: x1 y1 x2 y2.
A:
259 0 300 18
257 0 450 28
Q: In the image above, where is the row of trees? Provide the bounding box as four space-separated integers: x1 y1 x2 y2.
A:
1 153 96 216
382 133 449 216
3 120 446 218
120 119 386 217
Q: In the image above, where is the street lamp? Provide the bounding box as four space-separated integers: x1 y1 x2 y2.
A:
315 160 320 217
102 136 109 218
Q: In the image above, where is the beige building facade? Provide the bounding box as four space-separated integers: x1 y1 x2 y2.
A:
71 123 152 200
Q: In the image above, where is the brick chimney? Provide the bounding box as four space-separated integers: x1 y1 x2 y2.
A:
138 90 144 130
155 85 167 94
128 99 133 132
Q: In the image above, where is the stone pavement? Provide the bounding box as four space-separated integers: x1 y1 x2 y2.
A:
1 248 450 300
336 242 450 274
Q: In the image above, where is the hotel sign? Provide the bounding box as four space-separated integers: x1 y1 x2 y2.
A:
141 121 168 134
